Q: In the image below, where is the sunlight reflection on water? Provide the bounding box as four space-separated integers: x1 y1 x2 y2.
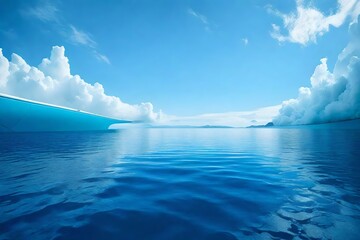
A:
0 128 360 239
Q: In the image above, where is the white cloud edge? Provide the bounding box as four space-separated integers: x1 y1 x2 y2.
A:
268 0 360 45
273 15 360 125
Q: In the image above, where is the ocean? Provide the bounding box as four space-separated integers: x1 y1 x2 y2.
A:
1 127 360 239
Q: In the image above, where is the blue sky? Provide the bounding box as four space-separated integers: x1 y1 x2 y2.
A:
0 0 359 126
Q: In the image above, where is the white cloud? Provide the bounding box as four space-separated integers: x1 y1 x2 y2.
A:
38 46 71 80
187 8 210 31
269 0 360 45
188 8 208 24
68 26 110 64
93 51 111 65
26 2 59 23
70 25 97 48
0 46 159 122
23 2 110 64
273 16 360 125
242 38 249 46
0 49 10 88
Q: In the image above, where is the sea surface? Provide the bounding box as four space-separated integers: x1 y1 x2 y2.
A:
1 127 360 240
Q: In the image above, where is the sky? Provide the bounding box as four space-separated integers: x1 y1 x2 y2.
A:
0 0 359 126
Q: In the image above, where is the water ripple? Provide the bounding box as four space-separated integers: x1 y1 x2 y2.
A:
0 128 360 239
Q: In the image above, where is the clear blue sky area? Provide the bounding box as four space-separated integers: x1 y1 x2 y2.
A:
0 0 350 115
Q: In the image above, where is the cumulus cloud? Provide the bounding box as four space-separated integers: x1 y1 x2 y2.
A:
269 0 360 45
0 46 159 122
273 16 360 125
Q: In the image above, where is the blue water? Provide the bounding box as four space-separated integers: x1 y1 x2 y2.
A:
1 128 360 240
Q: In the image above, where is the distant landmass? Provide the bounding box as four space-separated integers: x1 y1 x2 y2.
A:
247 119 360 129
149 125 234 129
247 122 274 128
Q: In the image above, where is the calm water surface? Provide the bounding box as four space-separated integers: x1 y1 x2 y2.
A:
0 128 360 239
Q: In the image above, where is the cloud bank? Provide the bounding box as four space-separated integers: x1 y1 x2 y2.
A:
0 46 280 127
0 46 159 122
269 0 360 45
157 105 280 128
273 16 360 125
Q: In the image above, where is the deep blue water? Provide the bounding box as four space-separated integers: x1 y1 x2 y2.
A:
1 128 360 240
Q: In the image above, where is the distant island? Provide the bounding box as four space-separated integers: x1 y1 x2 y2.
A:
247 122 274 128
247 119 360 129
149 125 234 129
